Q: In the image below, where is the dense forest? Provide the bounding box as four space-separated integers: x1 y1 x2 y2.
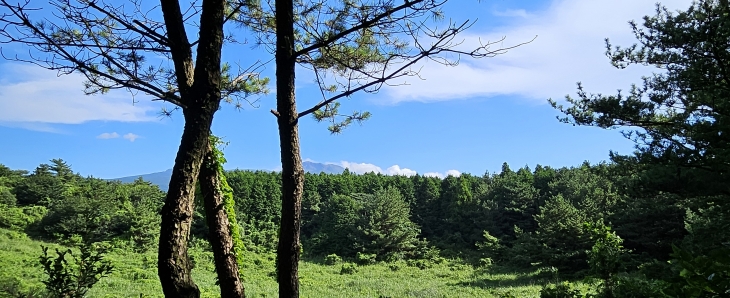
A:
2 0 730 297
0 154 727 297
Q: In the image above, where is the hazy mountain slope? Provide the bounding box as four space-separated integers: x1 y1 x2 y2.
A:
108 161 345 191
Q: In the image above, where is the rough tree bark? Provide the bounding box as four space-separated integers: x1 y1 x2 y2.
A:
274 0 304 296
157 0 227 297
158 107 215 298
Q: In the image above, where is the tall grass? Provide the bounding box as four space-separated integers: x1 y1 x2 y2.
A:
0 229 544 297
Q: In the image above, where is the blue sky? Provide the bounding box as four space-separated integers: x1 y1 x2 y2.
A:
0 0 692 179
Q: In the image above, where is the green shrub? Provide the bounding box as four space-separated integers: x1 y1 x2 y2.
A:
407 259 432 270
130 269 156 281
534 266 560 281
324 254 342 265
0 276 46 298
664 245 730 297
540 281 584 298
479 257 493 268
476 231 503 260
608 274 668 298
637 259 674 281
356 252 377 265
0 229 28 240
340 263 358 275
586 222 628 297
504 226 543 269
0 205 47 231
39 243 114 298
0 187 16 206
494 291 520 298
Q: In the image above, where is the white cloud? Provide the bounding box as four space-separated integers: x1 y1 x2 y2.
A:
97 132 120 139
422 170 462 178
385 165 418 177
381 0 692 103
423 172 444 178
340 161 383 174
0 121 64 133
338 160 458 178
0 63 158 126
123 133 141 142
445 170 462 177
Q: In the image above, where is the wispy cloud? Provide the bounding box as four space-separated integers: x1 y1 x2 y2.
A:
97 132 120 139
381 0 692 103
0 63 158 129
493 9 532 18
0 121 65 133
123 133 141 142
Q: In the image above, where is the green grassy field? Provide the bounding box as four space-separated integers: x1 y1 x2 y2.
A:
0 229 550 298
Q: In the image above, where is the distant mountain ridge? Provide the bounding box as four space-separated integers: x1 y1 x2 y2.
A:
301 161 345 175
108 161 344 191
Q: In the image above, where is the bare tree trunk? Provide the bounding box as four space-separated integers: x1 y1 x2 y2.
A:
275 0 304 296
199 145 245 298
158 107 215 298
157 0 226 295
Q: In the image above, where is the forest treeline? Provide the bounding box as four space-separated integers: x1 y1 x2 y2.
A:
1 156 727 296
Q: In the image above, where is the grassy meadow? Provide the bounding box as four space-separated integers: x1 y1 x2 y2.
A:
0 229 558 298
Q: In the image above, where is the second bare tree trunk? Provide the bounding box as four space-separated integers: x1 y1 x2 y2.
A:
275 0 305 296
158 107 216 298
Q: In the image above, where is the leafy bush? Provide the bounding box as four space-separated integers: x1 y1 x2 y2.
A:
586 222 628 297
534 266 560 281
476 230 503 260
39 183 124 242
478 257 493 269
339 263 358 275
664 245 730 297
36 178 164 247
324 254 342 265
503 226 542 268
608 273 668 298
39 243 114 298
493 291 520 298
310 187 425 260
637 259 674 281
407 259 432 270
540 281 584 298
0 276 46 298
0 187 16 206
308 193 362 257
240 220 279 252
356 252 377 265
409 243 445 264
0 205 47 231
